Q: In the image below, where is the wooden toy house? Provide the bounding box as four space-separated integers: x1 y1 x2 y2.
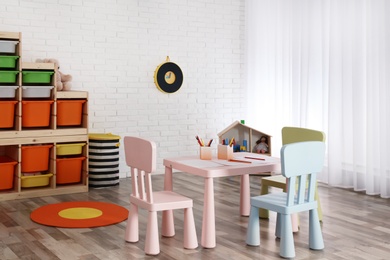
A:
217 121 272 155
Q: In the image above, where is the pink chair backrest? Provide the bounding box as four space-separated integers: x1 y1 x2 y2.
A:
124 136 157 203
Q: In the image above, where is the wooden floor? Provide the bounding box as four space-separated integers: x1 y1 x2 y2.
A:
1 173 389 260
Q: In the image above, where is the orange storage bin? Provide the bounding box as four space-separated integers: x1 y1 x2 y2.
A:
22 100 53 127
21 144 53 173
57 99 86 126
0 100 17 128
0 156 17 190
56 156 86 184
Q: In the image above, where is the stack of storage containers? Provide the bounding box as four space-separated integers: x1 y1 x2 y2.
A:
21 68 54 128
56 143 86 185
20 144 54 188
0 31 90 201
0 38 19 130
0 37 19 190
55 96 87 185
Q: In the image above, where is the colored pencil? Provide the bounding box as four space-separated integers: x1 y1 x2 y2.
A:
228 159 252 164
244 156 265 161
196 136 203 146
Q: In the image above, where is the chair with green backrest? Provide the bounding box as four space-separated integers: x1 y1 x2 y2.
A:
259 127 325 230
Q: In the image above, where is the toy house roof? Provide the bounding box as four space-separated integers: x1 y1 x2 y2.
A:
217 120 272 137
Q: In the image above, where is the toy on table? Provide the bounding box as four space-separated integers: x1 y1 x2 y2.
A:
253 136 268 154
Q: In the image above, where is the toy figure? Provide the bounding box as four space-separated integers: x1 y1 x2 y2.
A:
253 136 268 154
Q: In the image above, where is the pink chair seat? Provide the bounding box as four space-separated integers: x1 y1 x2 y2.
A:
130 191 193 211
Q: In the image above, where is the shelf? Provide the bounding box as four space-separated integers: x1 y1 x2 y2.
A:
0 136 89 201
0 31 89 201
0 31 21 40
22 62 55 70
57 91 88 99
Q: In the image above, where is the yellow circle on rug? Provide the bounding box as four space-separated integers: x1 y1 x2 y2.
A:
59 207 103 219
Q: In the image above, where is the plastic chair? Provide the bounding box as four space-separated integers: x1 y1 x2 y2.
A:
259 127 325 229
246 141 325 258
123 136 198 255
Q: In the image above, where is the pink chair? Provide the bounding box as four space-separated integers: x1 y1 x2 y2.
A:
123 136 198 255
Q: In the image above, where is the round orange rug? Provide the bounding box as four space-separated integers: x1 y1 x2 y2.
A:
30 201 128 228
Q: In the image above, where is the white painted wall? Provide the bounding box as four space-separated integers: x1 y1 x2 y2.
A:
1 0 246 176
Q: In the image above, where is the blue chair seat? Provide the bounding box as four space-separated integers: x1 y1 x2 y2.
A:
251 193 318 215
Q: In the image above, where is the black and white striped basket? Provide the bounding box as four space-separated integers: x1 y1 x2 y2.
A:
88 133 120 188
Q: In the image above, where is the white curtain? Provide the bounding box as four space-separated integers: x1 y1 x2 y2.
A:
245 0 390 198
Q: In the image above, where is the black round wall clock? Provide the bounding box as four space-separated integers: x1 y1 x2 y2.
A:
154 56 183 94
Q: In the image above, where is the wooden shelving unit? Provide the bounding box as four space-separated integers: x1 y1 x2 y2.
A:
0 31 88 201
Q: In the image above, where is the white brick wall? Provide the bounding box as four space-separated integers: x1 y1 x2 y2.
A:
1 0 246 176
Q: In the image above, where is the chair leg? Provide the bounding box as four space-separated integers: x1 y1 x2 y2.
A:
162 210 175 237
259 182 269 218
315 186 323 221
125 203 139 242
275 213 281 238
279 214 295 258
145 211 160 255
309 209 324 250
183 207 198 249
246 206 260 246
277 212 298 236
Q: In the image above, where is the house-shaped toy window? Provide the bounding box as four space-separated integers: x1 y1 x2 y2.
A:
217 121 272 155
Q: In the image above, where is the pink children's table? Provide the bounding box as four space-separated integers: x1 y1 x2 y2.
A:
163 152 280 248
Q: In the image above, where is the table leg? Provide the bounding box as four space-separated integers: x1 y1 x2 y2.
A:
164 166 173 191
201 177 216 248
162 166 175 237
291 213 299 233
240 174 250 216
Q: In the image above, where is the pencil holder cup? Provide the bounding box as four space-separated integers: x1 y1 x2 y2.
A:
217 144 234 160
200 146 213 160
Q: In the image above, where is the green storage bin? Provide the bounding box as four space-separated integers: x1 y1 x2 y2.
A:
22 71 54 84
0 56 19 69
0 71 19 83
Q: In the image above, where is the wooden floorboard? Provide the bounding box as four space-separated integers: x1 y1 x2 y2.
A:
0 173 389 260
